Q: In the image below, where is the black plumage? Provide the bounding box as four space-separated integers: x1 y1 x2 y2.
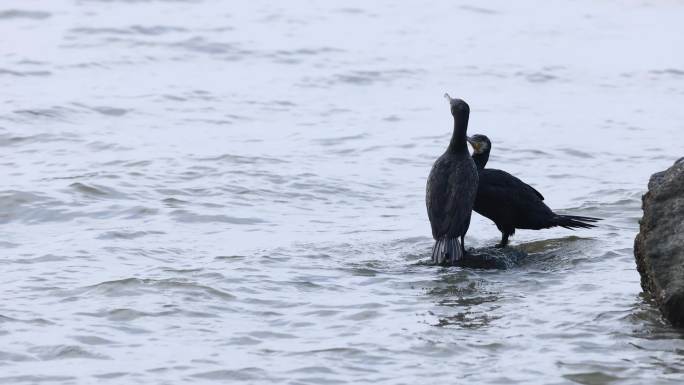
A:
467 134 599 247
426 95 479 264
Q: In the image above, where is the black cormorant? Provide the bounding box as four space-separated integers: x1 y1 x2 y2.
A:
467 134 599 247
426 94 479 265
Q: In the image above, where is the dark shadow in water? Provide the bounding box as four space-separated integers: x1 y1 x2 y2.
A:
417 236 601 330
415 236 598 270
422 270 502 329
458 247 527 269
605 294 684 375
516 236 601 272
626 293 684 341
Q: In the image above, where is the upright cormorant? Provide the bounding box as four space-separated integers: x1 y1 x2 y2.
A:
426 94 479 265
467 134 599 247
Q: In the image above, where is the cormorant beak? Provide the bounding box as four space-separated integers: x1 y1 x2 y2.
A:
466 136 481 152
444 93 455 106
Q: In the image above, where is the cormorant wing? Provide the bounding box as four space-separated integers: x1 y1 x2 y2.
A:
528 184 544 201
426 158 476 239
479 168 545 203
476 168 564 230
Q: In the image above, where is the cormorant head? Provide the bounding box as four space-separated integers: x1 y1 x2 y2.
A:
444 93 470 119
467 134 491 155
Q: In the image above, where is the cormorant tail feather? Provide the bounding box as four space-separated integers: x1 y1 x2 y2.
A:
431 237 462 265
554 215 601 230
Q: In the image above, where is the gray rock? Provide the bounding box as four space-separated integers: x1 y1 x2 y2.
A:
634 158 684 326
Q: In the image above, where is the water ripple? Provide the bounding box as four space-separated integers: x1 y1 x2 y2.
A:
0 68 51 77
0 10 50 20
3 0 684 383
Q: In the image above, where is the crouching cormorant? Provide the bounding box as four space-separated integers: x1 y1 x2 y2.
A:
426 94 479 264
466 134 600 247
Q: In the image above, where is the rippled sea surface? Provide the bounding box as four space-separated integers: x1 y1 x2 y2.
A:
2 0 684 384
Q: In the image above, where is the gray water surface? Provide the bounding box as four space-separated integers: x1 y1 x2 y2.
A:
2 0 684 384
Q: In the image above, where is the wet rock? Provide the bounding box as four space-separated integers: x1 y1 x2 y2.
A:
457 247 527 269
634 157 684 327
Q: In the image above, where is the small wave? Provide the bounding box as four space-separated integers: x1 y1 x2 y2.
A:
68 182 126 199
12 106 78 121
249 331 297 339
93 373 128 379
514 148 550 156
71 335 116 346
162 89 217 102
335 69 419 85
0 350 34 362
0 314 53 325
0 68 51 77
301 309 341 317
343 310 382 321
559 148 594 158
69 25 187 36
121 206 159 219
287 347 366 357
69 102 130 116
516 71 558 83
96 230 164 240
81 307 220 321
0 133 42 147
459 5 499 15
162 197 189 207
287 366 336 375
92 106 129 116
563 372 622 385
28 345 109 360
273 47 343 57
314 133 368 146
8 254 67 265
302 68 421 87
0 10 51 20
196 153 286 165
214 255 246 261
336 7 366 15
182 118 234 126
79 308 175 322
171 36 253 58
0 190 48 206
650 68 684 77
67 277 236 301
0 190 60 224
65 35 252 61
190 368 271 381
171 210 266 224
0 376 75 384
267 46 344 64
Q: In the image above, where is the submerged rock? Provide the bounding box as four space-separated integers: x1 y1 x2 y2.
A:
456 247 527 269
634 158 684 327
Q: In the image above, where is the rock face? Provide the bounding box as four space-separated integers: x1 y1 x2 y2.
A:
634 158 684 327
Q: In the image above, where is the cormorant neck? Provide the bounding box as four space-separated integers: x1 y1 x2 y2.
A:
472 151 489 170
447 114 469 154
